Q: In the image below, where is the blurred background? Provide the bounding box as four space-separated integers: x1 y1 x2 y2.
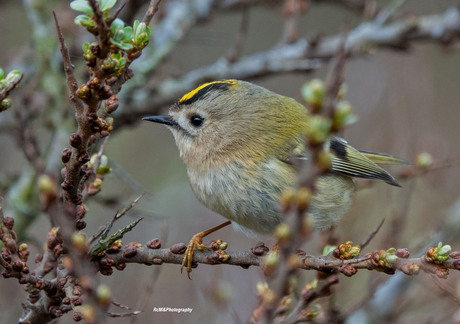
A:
1 0 460 323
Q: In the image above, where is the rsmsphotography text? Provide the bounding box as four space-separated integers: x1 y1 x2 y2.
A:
152 307 193 314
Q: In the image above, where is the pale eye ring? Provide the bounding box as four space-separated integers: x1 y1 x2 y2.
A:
190 115 204 127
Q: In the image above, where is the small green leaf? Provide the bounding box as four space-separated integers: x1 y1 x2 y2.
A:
322 245 336 256
97 166 112 175
110 18 125 34
110 25 134 50
133 20 140 37
70 0 93 15
100 0 117 12
5 70 22 84
0 68 4 80
133 20 150 49
82 42 90 52
75 15 95 28
118 42 133 50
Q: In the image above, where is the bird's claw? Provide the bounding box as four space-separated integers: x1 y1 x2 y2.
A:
181 232 209 279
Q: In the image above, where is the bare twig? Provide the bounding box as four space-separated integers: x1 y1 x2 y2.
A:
89 193 146 245
142 0 163 25
283 275 340 324
52 11 83 114
108 0 129 24
360 218 385 249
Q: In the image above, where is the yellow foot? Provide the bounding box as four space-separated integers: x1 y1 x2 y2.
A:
180 220 232 279
181 233 209 279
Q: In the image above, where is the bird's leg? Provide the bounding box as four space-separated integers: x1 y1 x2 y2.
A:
181 220 232 279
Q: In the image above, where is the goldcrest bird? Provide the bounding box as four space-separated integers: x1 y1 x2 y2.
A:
144 79 403 277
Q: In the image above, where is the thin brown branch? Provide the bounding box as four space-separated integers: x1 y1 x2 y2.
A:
360 217 385 249
283 275 340 324
100 243 460 278
323 36 347 118
399 156 460 180
88 0 112 58
52 11 84 114
108 0 129 25
142 0 163 25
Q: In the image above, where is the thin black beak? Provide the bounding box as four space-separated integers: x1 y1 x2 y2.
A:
143 115 178 127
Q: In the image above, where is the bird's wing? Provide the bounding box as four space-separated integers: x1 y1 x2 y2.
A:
328 137 401 187
358 150 409 165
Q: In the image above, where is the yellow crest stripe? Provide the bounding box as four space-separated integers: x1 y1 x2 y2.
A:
179 80 239 104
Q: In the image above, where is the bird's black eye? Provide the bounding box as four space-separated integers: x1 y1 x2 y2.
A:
190 115 204 127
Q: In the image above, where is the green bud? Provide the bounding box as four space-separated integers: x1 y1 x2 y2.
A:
92 178 102 189
96 154 112 175
317 150 332 171
302 79 325 110
133 20 150 49
76 84 91 101
306 115 331 144
97 166 111 175
6 70 22 83
438 244 452 257
219 241 228 250
0 70 22 90
72 232 87 252
416 152 433 167
102 57 117 71
386 247 396 254
349 246 361 257
82 42 90 52
385 254 398 265
337 83 348 100
99 155 108 168
304 279 318 291
38 174 56 195
274 222 290 241
135 32 149 49
96 284 111 306
265 251 279 267
0 68 4 80
88 153 98 168
333 100 357 129
82 42 96 62
0 98 12 111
